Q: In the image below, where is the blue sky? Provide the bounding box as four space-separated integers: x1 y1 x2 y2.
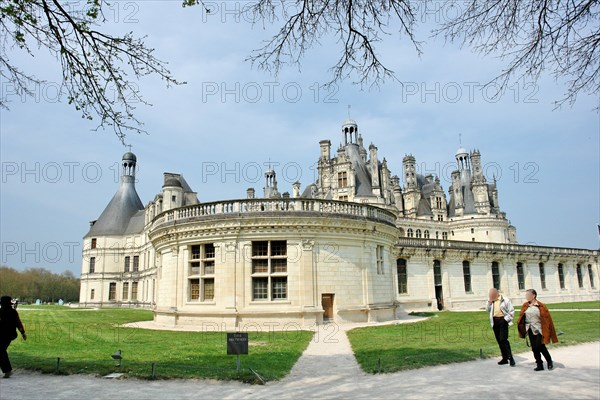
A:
1 1 599 275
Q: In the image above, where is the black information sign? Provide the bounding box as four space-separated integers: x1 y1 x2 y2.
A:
227 332 249 355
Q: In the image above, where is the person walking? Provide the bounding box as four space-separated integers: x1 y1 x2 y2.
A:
0 296 27 378
486 288 515 366
516 289 557 371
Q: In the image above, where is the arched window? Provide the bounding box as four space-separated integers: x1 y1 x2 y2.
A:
424 230 430 239
415 229 422 238
407 228 413 238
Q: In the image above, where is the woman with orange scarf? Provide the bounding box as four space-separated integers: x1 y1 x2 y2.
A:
516 289 558 371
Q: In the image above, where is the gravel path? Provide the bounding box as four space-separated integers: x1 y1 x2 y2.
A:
1 321 598 400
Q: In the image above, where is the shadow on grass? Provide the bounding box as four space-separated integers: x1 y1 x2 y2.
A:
10 353 273 383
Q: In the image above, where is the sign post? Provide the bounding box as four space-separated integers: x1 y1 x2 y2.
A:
227 332 248 371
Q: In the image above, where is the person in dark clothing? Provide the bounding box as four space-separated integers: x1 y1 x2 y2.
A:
0 296 27 378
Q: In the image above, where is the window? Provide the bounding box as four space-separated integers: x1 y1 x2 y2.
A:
558 263 565 289
191 245 201 259
463 261 472 292
89 257 95 273
516 262 525 290
133 255 139 272
338 171 348 188
397 259 408 294
424 230 430 239
251 240 287 300
108 282 117 301
90 289 95 300
436 197 442 209
442 232 448 240
539 263 546 289
91 238 97 249
415 229 422 238
190 279 200 300
491 261 500 290
589 265 595 288
203 278 214 301
272 277 287 299
437 215 444 221
122 282 129 300
339 195 348 201
171 195 177 202
124 256 130 272
471 228 475 234
253 278 268 300
131 282 138 300
189 243 216 301
576 264 584 288
433 260 442 286
407 228 414 238
376 245 384 275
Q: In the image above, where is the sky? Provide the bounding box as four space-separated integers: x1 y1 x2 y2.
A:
1 1 599 276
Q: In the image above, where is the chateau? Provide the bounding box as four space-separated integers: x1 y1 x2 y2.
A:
79 118 598 329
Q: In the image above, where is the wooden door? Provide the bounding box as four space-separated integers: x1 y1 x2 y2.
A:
321 293 334 319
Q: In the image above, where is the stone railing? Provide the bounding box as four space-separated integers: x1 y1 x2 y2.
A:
395 237 598 258
150 198 397 230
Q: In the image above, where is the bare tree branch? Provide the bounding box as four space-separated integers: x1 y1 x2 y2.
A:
1 0 184 143
435 0 599 109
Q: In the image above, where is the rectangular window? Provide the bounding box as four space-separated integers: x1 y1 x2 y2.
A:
539 263 546 290
252 277 268 300
271 258 287 273
203 278 214 301
339 195 348 201
376 245 384 275
491 261 500 290
558 263 565 289
338 171 348 188
433 260 442 286
463 261 472 293
190 261 200 275
90 289 95 300
108 282 117 301
252 241 269 257
442 232 448 240
191 245 201 259
435 197 442 209
91 238 97 249
133 255 139 272
251 240 288 301
589 265 595 289
271 241 286 256
437 215 444 221
397 259 408 294
131 282 138 300
89 257 95 273
124 256 130 272
188 243 216 301
122 282 129 300
190 278 200 300
576 264 584 288
252 259 269 273
272 277 287 300
516 262 525 290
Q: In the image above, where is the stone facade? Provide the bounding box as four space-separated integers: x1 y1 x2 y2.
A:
79 119 599 329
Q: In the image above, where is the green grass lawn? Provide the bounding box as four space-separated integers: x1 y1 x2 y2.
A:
543 300 600 309
347 308 600 374
10 307 312 382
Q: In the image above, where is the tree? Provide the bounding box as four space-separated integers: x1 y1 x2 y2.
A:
1 0 182 144
2 1 597 144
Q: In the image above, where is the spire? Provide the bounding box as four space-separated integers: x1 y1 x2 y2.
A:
86 151 144 237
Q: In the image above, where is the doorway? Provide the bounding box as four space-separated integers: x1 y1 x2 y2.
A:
433 260 444 310
321 293 334 320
